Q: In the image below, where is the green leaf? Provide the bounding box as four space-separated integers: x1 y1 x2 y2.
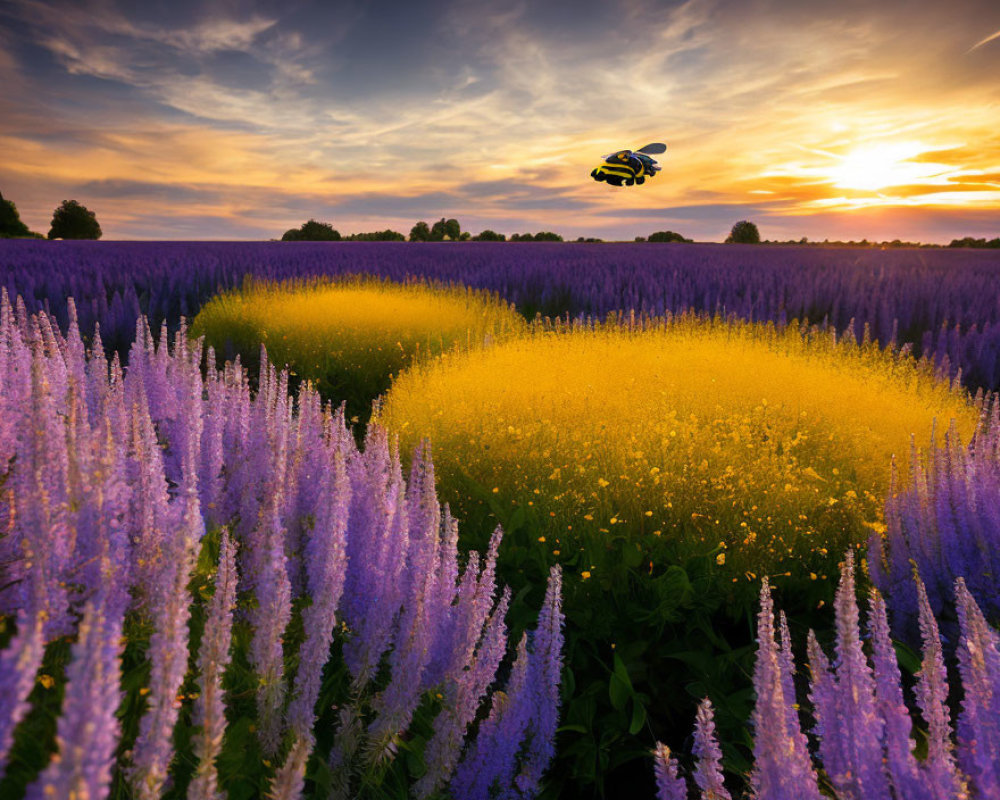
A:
621 541 643 569
609 672 631 711
628 699 647 735
609 654 634 710
557 723 590 734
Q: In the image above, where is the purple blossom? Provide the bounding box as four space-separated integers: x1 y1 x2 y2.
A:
416 586 511 799
127 524 197 799
749 577 823 800
653 742 688 800
0 300 574 799
340 428 410 688
189 529 239 800
870 408 1000 648
808 552 891 800
914 576 967 799
0 609 45 780
450 632 533 800
692 698 731 800
515 565 564 797
868 589 931 800
954 577 1000 799
25 600 124 800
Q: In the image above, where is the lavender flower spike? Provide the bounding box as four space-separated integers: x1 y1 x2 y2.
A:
189 529 239 800
653 742 687 800
818 550 891 800
692 698 731 800
451 633 533 800
0 609 46 780
750 577 823 800
515 564 565 797
868 588 932 800
914 575 968 800
954 577 1000 800
25 601 124 800
415 587 511 799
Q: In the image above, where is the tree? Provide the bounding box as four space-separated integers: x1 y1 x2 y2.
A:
343 229 405 241
428 217 461 241
647 230 692 243
725 220 760 244
48 200 102 240
281 219 340 241
0 190 38 238
473 229 505 241
410 221 431 242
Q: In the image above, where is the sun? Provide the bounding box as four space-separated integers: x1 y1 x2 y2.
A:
828 141 942 191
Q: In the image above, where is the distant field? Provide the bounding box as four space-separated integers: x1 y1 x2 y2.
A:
2 240 1000 389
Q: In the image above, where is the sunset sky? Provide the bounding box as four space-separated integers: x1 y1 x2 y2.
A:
1 0 999 242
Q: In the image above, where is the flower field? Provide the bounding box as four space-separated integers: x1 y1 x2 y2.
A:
0 297 562 799
1 239 1000 800
2 240 1000 389
191 277 525 424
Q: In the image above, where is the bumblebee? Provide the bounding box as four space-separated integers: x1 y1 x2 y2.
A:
591 142 666 187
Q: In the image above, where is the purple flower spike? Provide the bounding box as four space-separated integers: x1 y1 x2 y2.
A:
823 551 891 800
954 577 1000 800
189 529 239 800
750 577 823 800
914 576 967 799
416 587 511 799
868 589 932 800
0 609 46 780
515 565 564 797
25 601 124 800
451 633 533 800
692 698 731 800
653 742 688 800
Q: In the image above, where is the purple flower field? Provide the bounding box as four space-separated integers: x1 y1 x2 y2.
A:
1 240 999 799
2 240 1000 389
0 297 563 799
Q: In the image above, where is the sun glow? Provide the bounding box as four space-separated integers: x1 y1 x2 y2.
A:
828 141 944 191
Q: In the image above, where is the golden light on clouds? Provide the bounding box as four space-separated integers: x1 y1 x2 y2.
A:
0 0 998 241
827 142 947 192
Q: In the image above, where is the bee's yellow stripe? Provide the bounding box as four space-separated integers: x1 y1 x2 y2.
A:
598 165 634 177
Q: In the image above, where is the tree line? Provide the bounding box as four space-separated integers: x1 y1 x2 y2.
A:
281 217 699 243
3 190 997 247
1 192 102 240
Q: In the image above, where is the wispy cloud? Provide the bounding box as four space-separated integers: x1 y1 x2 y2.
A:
1 0 998 241
968 27 1000 52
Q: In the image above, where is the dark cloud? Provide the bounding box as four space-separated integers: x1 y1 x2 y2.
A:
76 179 225 203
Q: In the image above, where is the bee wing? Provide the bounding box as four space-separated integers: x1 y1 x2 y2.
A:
636 143 667 155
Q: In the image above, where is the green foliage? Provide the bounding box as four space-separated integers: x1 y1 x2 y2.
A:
0 190 40 238
510 232 564 242
47 200 102 240
281 219 341 241
429 218 461 241
948 236 1000 248
647 231 692 243
447 468 836 799
725 220 760 244
409 221 431 242
344 230 406 241
473 229 506 241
